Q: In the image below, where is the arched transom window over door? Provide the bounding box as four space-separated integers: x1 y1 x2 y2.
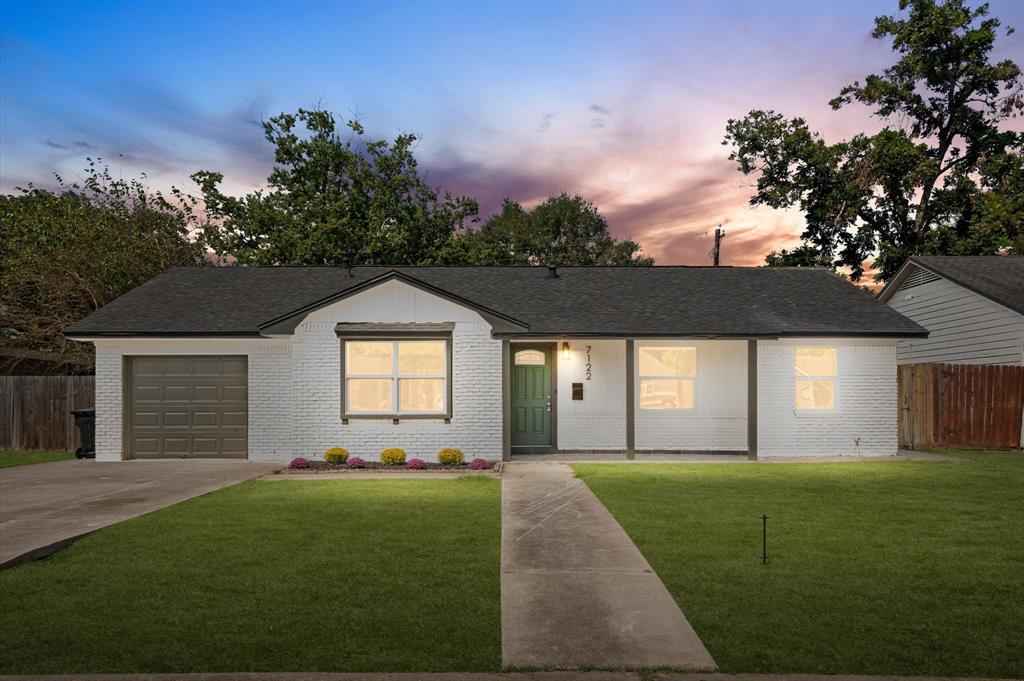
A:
514 349 545 365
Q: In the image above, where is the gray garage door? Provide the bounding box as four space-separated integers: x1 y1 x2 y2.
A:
127 356 247 459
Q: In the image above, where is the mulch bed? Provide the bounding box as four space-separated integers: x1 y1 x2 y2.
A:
281 460 499 473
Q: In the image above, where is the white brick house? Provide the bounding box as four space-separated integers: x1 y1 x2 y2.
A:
67 266 927 462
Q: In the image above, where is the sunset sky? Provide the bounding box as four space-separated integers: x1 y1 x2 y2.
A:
2 0 1023 266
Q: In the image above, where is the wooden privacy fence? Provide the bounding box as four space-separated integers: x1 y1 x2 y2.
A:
0 376 95 451
899 363 1024 450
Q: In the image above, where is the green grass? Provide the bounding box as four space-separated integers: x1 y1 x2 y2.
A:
573 451 1024 678
0 477 501 673
0 449 75 468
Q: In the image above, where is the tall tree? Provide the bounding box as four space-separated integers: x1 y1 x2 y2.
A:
466 194 653 266
193 108 479 266
0 161 208 373
724 0 1023 281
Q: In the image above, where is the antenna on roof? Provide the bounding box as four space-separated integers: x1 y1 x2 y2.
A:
712 226 726 267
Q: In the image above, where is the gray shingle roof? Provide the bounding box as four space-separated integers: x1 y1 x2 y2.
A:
65 266 927 338
907 256 1024 316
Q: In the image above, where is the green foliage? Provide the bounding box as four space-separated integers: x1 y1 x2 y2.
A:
725 0 1023 282
193 108 479 267
379 448 406 465
463 194 653 266
193 108 652 268
763 244 836 268
0 161 208 372
323 448 349 465
0 450 75 469
438 448 464 465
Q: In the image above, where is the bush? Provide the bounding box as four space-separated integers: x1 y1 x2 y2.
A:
469 458 489 470
406 458 426 470
323 447 349 465
289 457 310 469
438 448 464 465
380 448 406 465
347 456 366 468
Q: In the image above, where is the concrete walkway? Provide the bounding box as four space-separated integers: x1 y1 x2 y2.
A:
0 459 281 568
501 462 716 670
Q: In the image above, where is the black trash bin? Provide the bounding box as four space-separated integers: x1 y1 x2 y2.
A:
71 409 96 459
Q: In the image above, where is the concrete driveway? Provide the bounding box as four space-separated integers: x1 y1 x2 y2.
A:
0 459 281 568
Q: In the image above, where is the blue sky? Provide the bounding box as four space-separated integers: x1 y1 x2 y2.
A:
2 0 1022 264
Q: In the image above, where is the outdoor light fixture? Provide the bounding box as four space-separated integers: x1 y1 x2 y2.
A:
562 342 570 360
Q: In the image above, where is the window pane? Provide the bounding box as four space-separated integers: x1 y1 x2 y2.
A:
795 379 835 409
347 379 393 412
347 342 393 375
399 378 445 412
639 347 696 377
514 349 545 366
398 341 445 375
795 347 836 377
639 379 694 409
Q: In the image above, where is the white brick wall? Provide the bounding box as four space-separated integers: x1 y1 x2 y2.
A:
757 338 898 457
248 342 295 460
288 320 502 462
87 282 503 462
94 345 123 461
86 291 899 461
285 280 503 462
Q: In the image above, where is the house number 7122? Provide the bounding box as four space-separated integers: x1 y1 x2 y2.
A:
585 345 592 380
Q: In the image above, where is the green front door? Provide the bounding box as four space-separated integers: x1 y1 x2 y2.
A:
511 344 552 448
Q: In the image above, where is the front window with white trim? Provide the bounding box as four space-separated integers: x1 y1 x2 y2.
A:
638 346 696 410
794 346 836 410
345 340 448 415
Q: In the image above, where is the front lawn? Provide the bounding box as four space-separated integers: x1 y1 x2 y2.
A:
573 451 1023 678
0 449 74 468
0 477 501 673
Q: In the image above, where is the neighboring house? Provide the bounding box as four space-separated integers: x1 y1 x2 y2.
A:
65 266 926 462
878 256 1024 366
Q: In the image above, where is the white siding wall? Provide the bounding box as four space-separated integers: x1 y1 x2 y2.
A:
888 275 1024 366
555 340 626 449
290 279 503 461
635 340 748 451
758 338 898 457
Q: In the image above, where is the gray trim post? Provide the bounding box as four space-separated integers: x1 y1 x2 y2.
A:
502 340 511 461
626 339 635 459
747 339 758 461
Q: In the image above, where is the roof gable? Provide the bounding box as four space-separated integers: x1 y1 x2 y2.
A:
259 270 529 335
880 256 1024 316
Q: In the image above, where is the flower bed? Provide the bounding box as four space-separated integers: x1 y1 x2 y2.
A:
280 459 500 473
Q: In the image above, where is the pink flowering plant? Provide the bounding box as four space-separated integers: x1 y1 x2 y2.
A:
346 456 366 468
406 458 426 470
288 457 310 469
469 458 489 470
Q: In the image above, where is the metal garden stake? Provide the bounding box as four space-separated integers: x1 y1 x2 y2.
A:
761 514 769 564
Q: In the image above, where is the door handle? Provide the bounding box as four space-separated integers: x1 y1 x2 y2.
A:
546 402 551 412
